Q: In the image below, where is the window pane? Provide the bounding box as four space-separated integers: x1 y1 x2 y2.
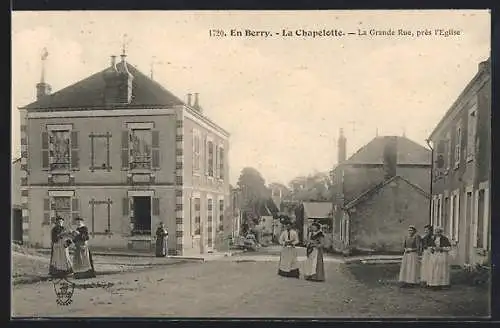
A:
93 137 109 168
50 131 71 169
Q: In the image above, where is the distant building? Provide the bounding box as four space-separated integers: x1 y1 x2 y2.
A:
331 130 431 253
428 58 491 266
18 51 230 255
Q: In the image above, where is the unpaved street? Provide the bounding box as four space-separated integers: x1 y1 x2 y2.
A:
12 258 489 318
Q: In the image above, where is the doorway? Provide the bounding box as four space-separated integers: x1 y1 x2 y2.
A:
464 191 473 264
133 196 151 234
12 208 23 244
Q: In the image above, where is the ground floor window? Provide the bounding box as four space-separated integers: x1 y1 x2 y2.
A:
194 198 201 235
207 198 213 247
89 198 113 236
476 189 485 249
132 196 151 235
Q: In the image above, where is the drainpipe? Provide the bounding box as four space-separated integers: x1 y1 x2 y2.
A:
425 139 434 226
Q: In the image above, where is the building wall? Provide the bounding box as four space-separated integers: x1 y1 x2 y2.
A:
349 179 430 252
12 160 22 207
342 166 386 202
27 186 176 249
396 166 431 192
430 62 490 266
26 113 177 185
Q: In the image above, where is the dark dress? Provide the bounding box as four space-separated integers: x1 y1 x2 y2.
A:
304 231 326 281
72 226 96 279
49 225 73 277
155 227 168 257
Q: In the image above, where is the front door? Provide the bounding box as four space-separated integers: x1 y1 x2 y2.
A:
133 196 151 235
12 208 23 244
465 191 473 264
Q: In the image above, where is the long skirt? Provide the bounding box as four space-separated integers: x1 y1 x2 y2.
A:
420 249 432 283
156 237 168 257
428 252 450 287
398 251 419 284
278 246 300 278
73 243 96 279
49 239 73 277
303 248 325 282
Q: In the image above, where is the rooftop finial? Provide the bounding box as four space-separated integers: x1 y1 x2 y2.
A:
150 56 156 80
40 47 49 83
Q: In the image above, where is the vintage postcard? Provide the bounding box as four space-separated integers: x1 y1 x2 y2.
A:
11 10 491 318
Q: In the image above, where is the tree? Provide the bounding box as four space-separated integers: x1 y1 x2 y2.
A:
237 167 271 231
288 172 333 202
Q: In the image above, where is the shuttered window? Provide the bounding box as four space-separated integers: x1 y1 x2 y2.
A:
43 198 51 225
122 198 129 216
70 131 79 169
72 197 80 221
152 130 160 169
121 131 129 170
42 131 49 169
152 197 160 216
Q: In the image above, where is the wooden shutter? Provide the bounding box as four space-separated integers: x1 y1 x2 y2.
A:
214 145 219 178
71 131 79 169
43 198 51 225
122 198 129 216
204 137 208 175
219 148 224 180
152 130 160 169
152 197 160 216
72 197 80 221
42 131 49 169
121 131 129 170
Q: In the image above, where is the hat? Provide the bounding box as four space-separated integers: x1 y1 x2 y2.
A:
55 216 64 221
434 226 443 233
75 217 84 221
408 225 416 231
279 214 292 225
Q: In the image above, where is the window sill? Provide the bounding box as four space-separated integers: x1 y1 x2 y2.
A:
93 232 114 236
193 172 201 177
90 166 112 172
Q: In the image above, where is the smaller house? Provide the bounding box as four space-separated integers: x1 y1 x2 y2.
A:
302 202 334 249
343 175 430 253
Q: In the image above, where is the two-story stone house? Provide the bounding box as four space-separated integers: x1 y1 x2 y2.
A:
18 52 230 255
428 58 490 266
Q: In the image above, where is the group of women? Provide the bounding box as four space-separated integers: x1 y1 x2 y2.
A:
277 217 326 282
49 216 96 279
399 224 452 289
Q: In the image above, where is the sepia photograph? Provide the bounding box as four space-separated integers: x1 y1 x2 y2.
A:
11 10 491 318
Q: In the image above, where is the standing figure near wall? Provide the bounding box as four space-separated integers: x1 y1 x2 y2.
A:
398 225 421 287
428 227 452 289
303 222 326 282
49 216 73 277
420 225 435 286
278 216 300 278
71 217 96 279
155 222 168 257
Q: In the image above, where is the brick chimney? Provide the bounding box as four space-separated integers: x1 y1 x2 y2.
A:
337 128 346 164
187 93 192 107
479 57 490 73
193 93 202 113
103 53 134 105
383 136 398 179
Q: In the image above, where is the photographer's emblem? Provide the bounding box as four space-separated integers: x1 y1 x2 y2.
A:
53 277 75 306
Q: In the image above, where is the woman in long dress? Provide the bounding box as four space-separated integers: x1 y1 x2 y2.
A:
420 224 434 287
155 222 168 257
278 218 300 278
398 225 421 287
49 216 73 277
72 217 96 279
428 226 452 289
303 222 325 282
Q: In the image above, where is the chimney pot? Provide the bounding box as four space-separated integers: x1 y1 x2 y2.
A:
194 93 199 108
111 55 117 67
187 93 192 107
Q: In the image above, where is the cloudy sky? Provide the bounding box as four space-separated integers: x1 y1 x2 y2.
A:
12 10 490 185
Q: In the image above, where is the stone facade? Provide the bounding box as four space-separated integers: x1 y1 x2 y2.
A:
429 58 491 266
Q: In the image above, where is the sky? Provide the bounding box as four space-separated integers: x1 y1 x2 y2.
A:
12 10 490 185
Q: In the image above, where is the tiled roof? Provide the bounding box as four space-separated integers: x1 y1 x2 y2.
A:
22 61 184 110
303 202 333 219
346 136 431 165
344 175 430 210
